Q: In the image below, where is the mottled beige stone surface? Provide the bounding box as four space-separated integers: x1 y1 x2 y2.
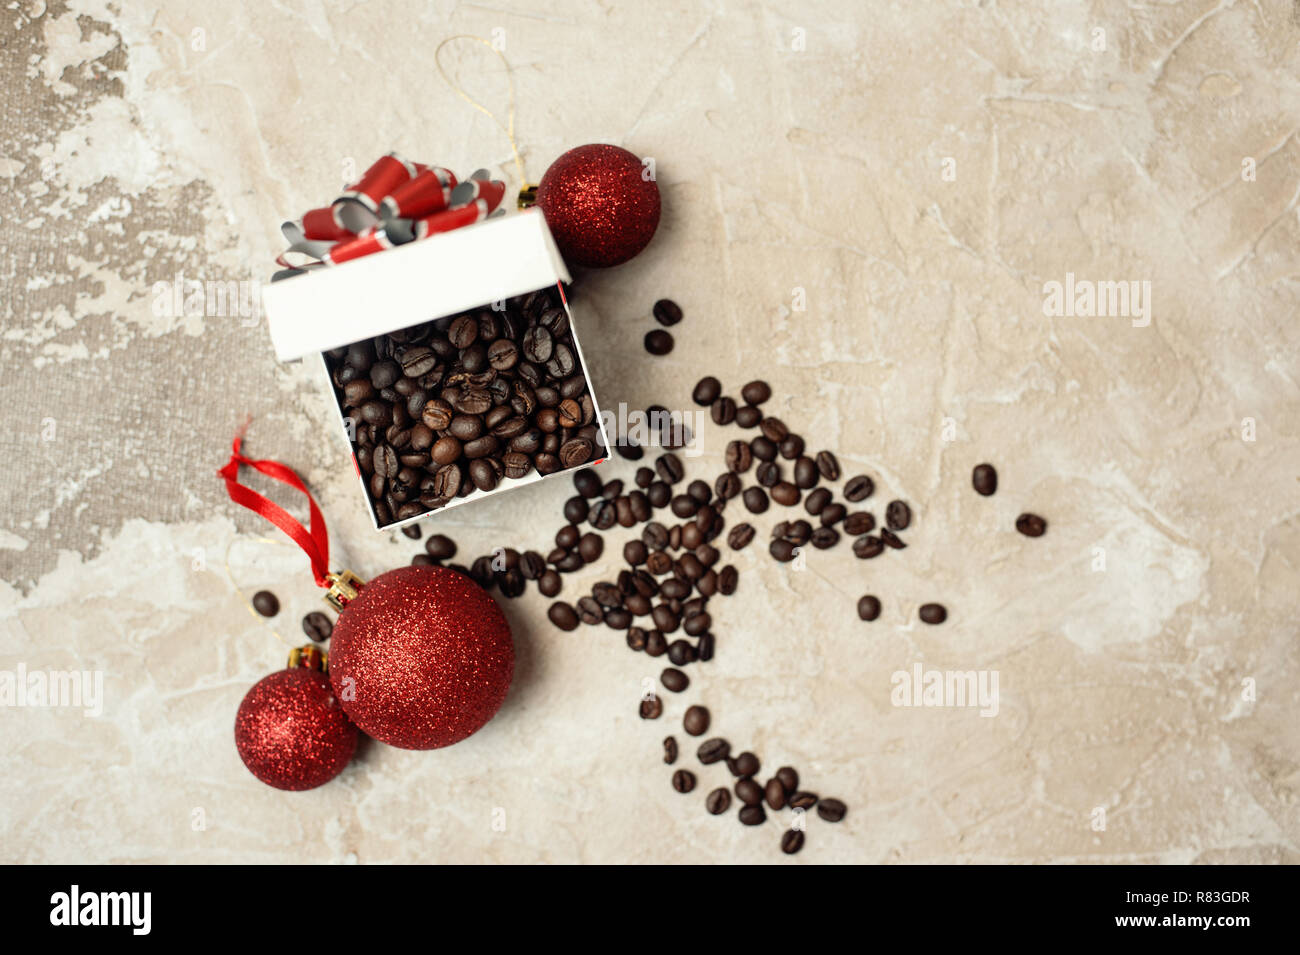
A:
1 0 1298 864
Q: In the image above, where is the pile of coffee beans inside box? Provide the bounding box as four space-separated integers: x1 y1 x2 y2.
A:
323 284 608 527
288 352 1048 856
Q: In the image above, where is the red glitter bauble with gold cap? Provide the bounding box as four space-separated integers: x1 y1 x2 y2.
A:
328 565 515 750
537 143 660 268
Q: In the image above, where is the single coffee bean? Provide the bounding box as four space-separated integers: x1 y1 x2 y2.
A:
725 440 753 473
880 528 907 549
815 450 840 481
671 768 696 793
732 751 760 777
547 602 579 631
844 474 875 501
697 738 730 764
661 667 689 692
820 502 847 526
663 736 678 764
577 596 605 625
769 538 796 562
735 404 762 428
692 376 721 405
711 396 737 425
589 499 616 529
1016 512 1047 537
715 471 741 501
776 767 799 793
718 565 738 594
697 632 716 661
853 535 884 559
424 534 457 560
771 481 800 507
742 487 769 514
736 778 763 806
805 487 831 515
653 298 683 326
817 798 847 822
811 526 839 549
644 329 674 355
740 380 771 405
919 602 947 624
683 705 710 736
738 805 766 826
764 777 787 810
640 695 663 719
750 435 778 462
538 570 562 597
885 499 911 530
788 791 818 811
573 468 602 497
655 453 684 484
756 461 780 488
850 595 881 624
252 591 279 617
706 787 732 814
972 463 998 496
793 456 819 489
780 829 805 854
301 611 332 641
666 639 696 666
844 511 875 536
645 629 668 656
779 433 805 460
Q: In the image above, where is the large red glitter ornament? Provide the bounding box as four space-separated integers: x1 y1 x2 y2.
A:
328 565 515 750
537 143 660 268
235 658 358 791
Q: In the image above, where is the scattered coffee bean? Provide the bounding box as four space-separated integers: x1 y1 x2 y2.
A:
727 523 756 550
918 603 947 624
661 668 690 693
697 737 730 764
735 778 763 805
853 535 884 559
740 380 771 405
645 329 674 355
425 534 457 559
817 798 847 822
880 528 906 549
672 769 696 793
815 451 840 481
706 787 732 814
780 829 805 854
640 695 663 719
1016 512 1047 537
742 487 769 514
663 736 678 764
857 595 881 621
776 766 799 793
683 706 710 736
252 591 279 617
764 777 787 810
788 791 818 810
401 524 422 539
885 499 911 530
547 602 579 631
653 298 683 326
735 405 762 428
972 463 997 496
739 805 766 826
301 611 332 641
844 474 874 501
732 751 760 777
692 376 721 405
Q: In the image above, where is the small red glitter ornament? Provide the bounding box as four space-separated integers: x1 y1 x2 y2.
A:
234 647 358 791
537 143 660 268
328 565 515 750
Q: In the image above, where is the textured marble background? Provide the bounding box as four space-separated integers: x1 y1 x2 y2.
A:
1 0 1298 864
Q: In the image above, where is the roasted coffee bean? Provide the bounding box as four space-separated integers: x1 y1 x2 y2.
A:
844 474 875 501
857 594 882 621
503 452 532 480
423 534 456 560
697 738 730 764
776 766 799 793
641 696 663 720
623 539 649 566
919 602 947 624
764 777 787 810
844 511 875 536
739 805 766 826
788 791 818 810
793 456 819 489
469 457 499 491
470 556 496 588
815 450 840 481
593 581 624 608
576 597 604 625
759 417 788 442
750 435 778 462
448 315 478 348
711 473 740 504
973 463 998 496
401 523 423 540
1016 512 1047 537
805 487 832 515
538 570 562 597
548 602 579 631
661 667 689 692
880 528 906 549
653 298 683 326
370 360 400 388
735 404 762 428
853 535 884 559
683 705 710 736
559 438 593 468
683 612 711 637
421 398 454 430
780 829 805 854
771 481 800 507
663 736 678 764
301 611 332 641
769 538 795 562
692 376 722 405
711 396 737 425
820 502 847 526
756 461 780 487
605 608 632 629
779 433 805 460
497 568 525 598
252 590 279 617
556 524 581 549
564 496 590 524
573 468 602 497
642 522 670 551
736 778 763 805
671 495 698 519
655 453 684 484
647 482 672 509
645 629 668 656
742 487 769 514
725 440 753 473
589 500 616 529
411 554 436 566
740 380 771 405
706 787 731 814
811 526 840 549
644 329 674 355
886 500 911 530
817 798 847 822
667 639 696 665
732 751 760 777
578 532 604 561
718 565 738 595
521 325 554 363
627 625 649 651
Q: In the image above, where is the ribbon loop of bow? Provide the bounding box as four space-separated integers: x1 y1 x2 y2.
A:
274 153 507 277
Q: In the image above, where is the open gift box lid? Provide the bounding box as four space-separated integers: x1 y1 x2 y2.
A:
262 209 572 361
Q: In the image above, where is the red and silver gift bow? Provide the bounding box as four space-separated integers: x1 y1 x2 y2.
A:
275 153 507 273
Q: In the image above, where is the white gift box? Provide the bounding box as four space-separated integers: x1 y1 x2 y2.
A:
262 209 610 531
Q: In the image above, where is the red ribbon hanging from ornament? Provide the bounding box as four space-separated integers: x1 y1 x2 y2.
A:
217 421 331 588
274 153 507 275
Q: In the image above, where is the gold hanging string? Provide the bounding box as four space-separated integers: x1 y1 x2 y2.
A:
434 34 537 207
223 536 298 651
